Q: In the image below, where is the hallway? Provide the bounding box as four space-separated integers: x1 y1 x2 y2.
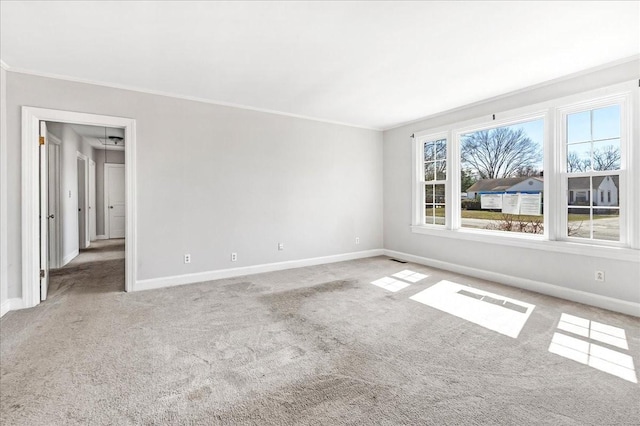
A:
48 239 125 299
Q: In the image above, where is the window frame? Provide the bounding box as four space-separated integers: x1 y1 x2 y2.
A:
412 131 449 228
557 93 631 247
410 80 638 262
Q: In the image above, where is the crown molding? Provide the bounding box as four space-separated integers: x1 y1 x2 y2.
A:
3 63 381 132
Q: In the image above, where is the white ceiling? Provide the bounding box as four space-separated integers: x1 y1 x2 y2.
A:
69 124 125 151
2 1 638 130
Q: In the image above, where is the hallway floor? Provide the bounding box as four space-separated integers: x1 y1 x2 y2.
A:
48 239 125 298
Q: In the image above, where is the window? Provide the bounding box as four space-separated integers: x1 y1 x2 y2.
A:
411 81 636 253
419 136 447 226
460 119 544 234
564 104 622 242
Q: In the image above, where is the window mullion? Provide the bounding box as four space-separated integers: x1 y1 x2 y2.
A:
449 130 459 230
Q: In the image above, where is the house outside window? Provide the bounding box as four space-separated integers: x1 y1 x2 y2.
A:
564 104 623 242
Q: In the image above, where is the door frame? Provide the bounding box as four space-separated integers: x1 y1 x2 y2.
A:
77 152 90 249
21 107 136 308
104 163 126 239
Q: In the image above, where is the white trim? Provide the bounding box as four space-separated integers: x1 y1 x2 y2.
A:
0 298 25 317
409 225 639 262
62 249 79 267
4 66 380 132
0 299 9 317
0 60 8 70
95 235 108 240
135 249 384 292
384 249 640 317
21 107 136 309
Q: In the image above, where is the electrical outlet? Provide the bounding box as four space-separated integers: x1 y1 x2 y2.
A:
278 243 284 251
231 252 237 262
355 237 360 244
595 270 605 282
184 254 191 264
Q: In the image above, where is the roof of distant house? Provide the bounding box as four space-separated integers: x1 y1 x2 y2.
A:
467 177 542 193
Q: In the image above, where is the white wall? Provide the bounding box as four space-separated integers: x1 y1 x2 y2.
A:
383 59 640 306
93 148 125 237
4 72 383 299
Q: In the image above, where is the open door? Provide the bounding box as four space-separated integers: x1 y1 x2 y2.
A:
89 159 96 242
39 121 49 301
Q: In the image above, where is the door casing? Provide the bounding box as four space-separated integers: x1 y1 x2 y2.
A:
21 107 136 308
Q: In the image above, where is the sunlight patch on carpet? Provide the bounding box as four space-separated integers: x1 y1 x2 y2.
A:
409 280 535 338
392 270 427 283
548 313 637 383
370 277 410 292
556 313 628 350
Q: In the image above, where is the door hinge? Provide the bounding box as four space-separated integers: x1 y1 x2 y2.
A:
39 136 45 145
40 269 45 279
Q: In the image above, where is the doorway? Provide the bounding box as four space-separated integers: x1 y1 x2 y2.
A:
21 107 136 309
105 163 126 239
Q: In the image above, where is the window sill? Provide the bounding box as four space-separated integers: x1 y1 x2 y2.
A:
410 225 640 262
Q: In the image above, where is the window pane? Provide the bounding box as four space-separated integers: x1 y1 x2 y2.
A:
435 139 446 160
592 105 621 141
568 207 591 239
567 142 591 173
592 175 619 207
434 184 445 203
425 183 446 226
592 140 621 171
435 160 446 180
592 209 619 241
425 205 435 225
425 162 435 181
567 111 591 143
425 205 446 226
424 143 434 161
425 185 434 203
460 119 543 234
568 177 591 206
434 205 446 225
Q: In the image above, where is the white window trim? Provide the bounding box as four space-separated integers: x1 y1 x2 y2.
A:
411 80 639 262
557 92 631 247
412 130 449 228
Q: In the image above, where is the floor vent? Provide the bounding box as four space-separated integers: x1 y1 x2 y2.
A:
389 258 407 264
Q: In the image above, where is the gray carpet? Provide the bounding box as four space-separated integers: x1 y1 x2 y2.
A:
1 240 639 425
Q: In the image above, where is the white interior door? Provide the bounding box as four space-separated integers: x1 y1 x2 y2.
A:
77 157 86 248
89 160 96 241
105 163 125 239
39 121 49 301
47 141 60 269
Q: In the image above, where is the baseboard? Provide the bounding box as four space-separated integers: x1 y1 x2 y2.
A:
135 249 384 292
62 249 79 266
95 235 107 240
384 249 640 317
1 297 25 317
